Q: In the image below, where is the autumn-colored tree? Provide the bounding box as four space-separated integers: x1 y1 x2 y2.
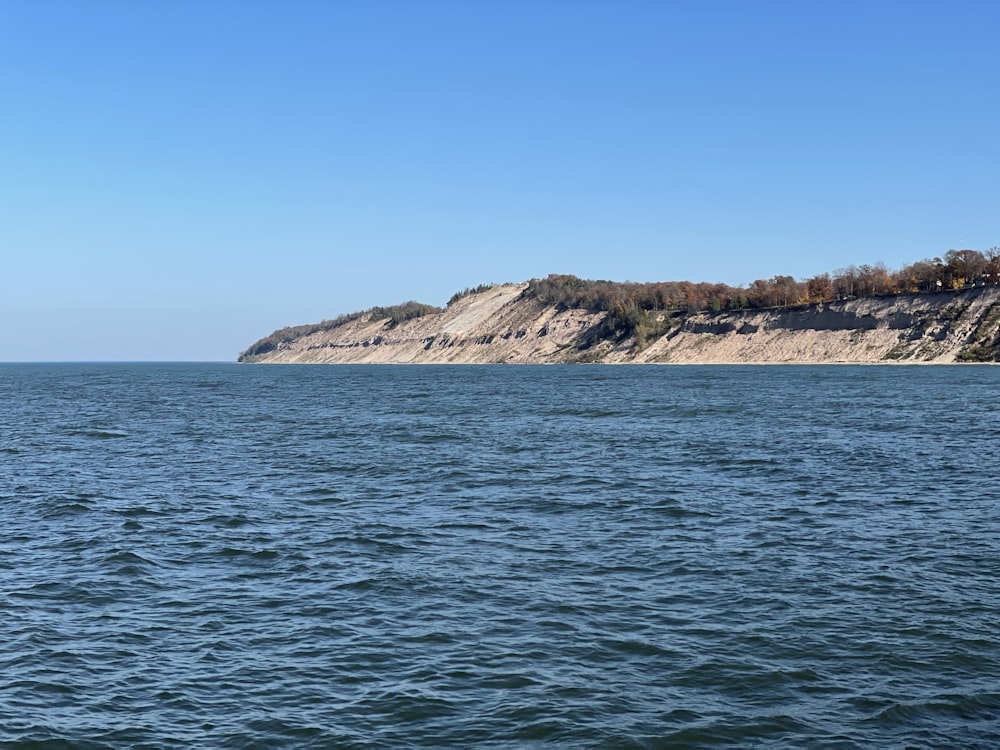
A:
945 249 986 287
984 248 1000 284
521 247 995 324
806 273 834 302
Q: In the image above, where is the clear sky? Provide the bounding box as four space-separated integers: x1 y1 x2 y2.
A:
2 0 997 361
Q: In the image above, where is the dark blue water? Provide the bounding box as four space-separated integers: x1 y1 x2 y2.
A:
2 363 998 748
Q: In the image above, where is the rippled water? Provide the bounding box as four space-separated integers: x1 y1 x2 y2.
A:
1 363 999 748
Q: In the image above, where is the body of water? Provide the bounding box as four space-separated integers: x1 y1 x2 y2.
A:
1 363 998 748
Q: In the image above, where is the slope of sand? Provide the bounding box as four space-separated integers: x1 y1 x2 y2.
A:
240 284 1000 364
630 289 1000 363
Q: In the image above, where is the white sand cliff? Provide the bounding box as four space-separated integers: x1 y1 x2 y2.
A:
239 283 1000 364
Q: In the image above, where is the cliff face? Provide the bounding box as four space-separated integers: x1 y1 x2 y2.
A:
239 283 1000 364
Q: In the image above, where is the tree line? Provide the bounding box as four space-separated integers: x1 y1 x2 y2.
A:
524 248 1000 321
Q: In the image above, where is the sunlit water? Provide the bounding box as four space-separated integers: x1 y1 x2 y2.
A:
1 363 998 748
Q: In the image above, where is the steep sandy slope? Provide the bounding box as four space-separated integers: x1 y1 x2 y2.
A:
240 284 613 364
239 284 1000 364
631 287 1000 363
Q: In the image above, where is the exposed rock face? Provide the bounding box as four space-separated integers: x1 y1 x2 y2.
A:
239 283 1000 364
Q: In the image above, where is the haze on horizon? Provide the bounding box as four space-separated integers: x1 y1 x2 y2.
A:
2 1 997 361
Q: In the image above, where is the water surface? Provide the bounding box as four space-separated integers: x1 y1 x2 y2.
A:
1 364 998 747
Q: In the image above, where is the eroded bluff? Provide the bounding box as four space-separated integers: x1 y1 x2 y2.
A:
239 283 1000 364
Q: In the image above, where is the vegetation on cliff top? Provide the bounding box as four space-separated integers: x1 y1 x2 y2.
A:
522 248 1000 342
526 248 1000 314
447 283 499 306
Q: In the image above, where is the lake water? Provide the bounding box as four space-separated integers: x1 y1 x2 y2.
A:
1 363 998 748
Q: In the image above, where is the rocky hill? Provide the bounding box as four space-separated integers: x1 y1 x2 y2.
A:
239 283 1000 364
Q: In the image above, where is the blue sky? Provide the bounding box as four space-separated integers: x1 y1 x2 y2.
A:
2 0 997 360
